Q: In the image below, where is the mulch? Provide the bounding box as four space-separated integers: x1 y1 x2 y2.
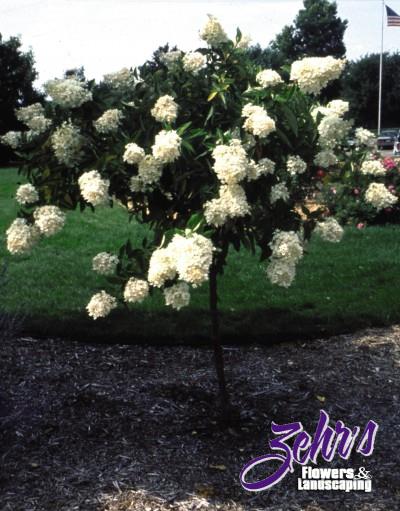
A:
0 326 399 510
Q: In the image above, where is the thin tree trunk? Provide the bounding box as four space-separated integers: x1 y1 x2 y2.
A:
209 264 230 411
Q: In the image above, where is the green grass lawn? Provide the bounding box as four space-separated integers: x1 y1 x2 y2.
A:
1 166 400 344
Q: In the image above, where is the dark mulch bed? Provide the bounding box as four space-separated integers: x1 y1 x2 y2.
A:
0 327 399 510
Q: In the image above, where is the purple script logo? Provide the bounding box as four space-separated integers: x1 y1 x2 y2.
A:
240 410 378 492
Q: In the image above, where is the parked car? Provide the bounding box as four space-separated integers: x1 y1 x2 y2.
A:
377 129 398 149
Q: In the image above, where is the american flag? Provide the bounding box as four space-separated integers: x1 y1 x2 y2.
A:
386 5 400 26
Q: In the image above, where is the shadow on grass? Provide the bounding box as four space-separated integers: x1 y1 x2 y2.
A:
20 307 391 346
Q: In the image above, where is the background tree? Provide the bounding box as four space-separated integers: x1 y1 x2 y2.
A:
341 53 400 129
0 33 43 164
249 0 347 71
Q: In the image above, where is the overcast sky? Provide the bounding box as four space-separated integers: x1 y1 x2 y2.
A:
1 0 399 86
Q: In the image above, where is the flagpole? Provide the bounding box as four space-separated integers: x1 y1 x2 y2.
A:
378 0 385 135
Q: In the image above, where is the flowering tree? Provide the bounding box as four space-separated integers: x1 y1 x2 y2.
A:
2 15 383 413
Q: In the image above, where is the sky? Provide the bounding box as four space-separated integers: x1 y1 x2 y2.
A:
1 0 399 86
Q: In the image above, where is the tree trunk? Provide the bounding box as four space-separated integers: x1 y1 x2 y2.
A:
209 263 230 413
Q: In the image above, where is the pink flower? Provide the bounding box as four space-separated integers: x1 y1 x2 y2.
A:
356 222 365 229
330 187 337 195
383 157 396 170
353 188 360 195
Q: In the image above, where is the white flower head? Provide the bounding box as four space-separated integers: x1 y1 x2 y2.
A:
212 139 248 184
94 109 123 134
86 290 117 319
33 205 66 237
270 183 290 204
6 218 40 255
151 95 178 123
51 121 84 167
123 142 145 165
256 69 283 88
314 149 338 169
138 155 163 185
124 278 149 303
168 233 214 287
360 160 386 176
16 184 39 205
290 56 346 95
92 252 119 275
200 14 229 46
266 259 296 288
269 230 303 264
204 183 250 226
287 155 307 176
183 52 207 74
44 78 92 108
148 247 177 287
164 282 191 310
314 217 343 243
1 131 22 149
365 183 397 210
78 170 110 206
152 129 182 164
161 51 183 69
242 103 276 138
355 128 376 148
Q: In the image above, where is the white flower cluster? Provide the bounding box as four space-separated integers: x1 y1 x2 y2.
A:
314 149 338 169
355 128 376 148
365 183 397 210
204 183 250 226
200 14 229 46
242 103 276 138
94 109 123 133
314 217 343 243
212 140 248 184
161 51 183 69
6 218 40 255
290 56 346 95
123 142 145 165
237 34 252 49
15 103 51 135
266 230 303 288
92 252 119 275
152 129 182 163
44 78 92 108
270 182 290 204
151 95 178 123
360 160 386 176
256 69 283 88
164 282 191 310
137 155 163 185
15 184 39 205
51 121 83 167
33 205 66 237
325 99 349 117
318 115 351 149
183 52 207 74
287 155 307 176
86 290 117 319
148 247 176 287
247 157 275 181
78 170 110 206
148 233 214 288
1 131 22 149
124 277 149 303
103 68 135 90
